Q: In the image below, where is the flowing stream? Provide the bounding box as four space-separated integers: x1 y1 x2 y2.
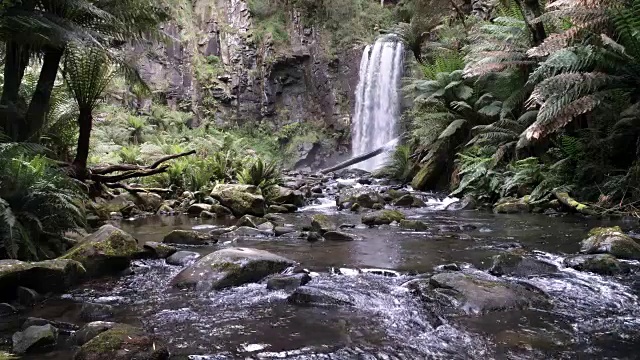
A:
351 36 405 172
18 184 640 359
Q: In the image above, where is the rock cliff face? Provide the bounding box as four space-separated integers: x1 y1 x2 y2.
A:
135 0 366 169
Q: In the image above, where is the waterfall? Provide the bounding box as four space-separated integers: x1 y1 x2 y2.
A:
351 35 405 172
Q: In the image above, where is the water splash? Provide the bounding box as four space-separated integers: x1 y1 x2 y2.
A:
352 35 405 172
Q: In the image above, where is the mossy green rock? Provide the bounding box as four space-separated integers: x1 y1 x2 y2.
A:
399 220 429 231
266 186 305 207
581 226 640 260
73 324 169 360
210 184 266 217
493 197 530 214
311 214 335 234
0 259 85 299
410 156 443 191
170 247 296 291
361 210 406 226
564 254 629 275
60 225 141 277
162 230 215 245
409 271 548 315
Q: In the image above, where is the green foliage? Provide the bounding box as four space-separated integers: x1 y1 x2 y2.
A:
0 146 86 260
376 145 414 183
237 158 282 191
248 0 290 48
118 145 142 165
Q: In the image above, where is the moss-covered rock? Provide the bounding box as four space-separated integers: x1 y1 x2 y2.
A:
399 219 429 231
60 225 141 277
493 197 530 214
311 214 335 234
336 188 384 209
410 155 444 191
580 226 640 260
142 242 177 259
266 186 305 207
564 254 629 275
392 194 426 208
162 230 216 245
170 247 296 291
210 184 266 217
361 210 406 226
73 324 169 360
0 259 85 299
123 192 163 213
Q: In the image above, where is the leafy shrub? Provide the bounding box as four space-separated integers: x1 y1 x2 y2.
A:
237 158 281 191
376 145 414 182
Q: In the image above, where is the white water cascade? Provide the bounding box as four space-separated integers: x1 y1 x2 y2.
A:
351 35 405 172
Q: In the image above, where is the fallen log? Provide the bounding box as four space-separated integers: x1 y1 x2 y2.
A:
320 136 403 174
554 191 597 216
104 182 173 194
91 150 196 175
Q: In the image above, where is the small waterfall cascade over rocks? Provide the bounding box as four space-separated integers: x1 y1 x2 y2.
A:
351 35 405 172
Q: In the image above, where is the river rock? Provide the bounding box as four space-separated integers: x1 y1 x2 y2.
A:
266 186 305 207
210 184 266 217
362 210 406 226
399 219 429 231
265 213 286 224
392 194 426 208
166 251 201 267
493 197 530 214
16 287 40 307
200 210 216 219
60 225 140 277
12 324 58 354
0 259 86 298
266 273 311 291
218 226 271 240
268 205 289 213
564 254 630 275
211 204 234 216
236 214 269 228
306 232 324 242
409 271 548 315
489 252 558 277
71 321 116 346
73 324 169 360
336 188 385 209
187 203 212 216
21 318 77 334
580 226 640 260
287 286 355 306
162 230 216 245
274 226 296 236
170 247 296 291
311 214 335 234
123 192 163 212
142 242 177 259
323 231 359 242
80 303 114 322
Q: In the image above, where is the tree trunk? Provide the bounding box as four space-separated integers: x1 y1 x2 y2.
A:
73 108 93 180
515 0 546 46
0 41 31 139
22 46 64 141
321 147 387 174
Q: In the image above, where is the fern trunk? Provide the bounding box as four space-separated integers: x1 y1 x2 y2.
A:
0 41 31 140
23 46 65 141
73 108 93 180
515 0 546 46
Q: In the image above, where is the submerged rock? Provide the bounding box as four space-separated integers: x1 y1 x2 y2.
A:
409 271 548 315
306 232 324 242
218 226 271 240
392 194 426 208
493 197 530 214
12 324 58 354
162 230 216 245
311 214 335 234
266 273 311 291
170 247 296 291
0 259 85 299
60 225 140 277
166 251 201 267
287 286 355 307
580 226 640 260
361 210 406 226
73 324 169 360
210 184 266 217
80 303 114 322
322 231 360 242
489 252 558 277
399 219 429 231
71 321 116 346
564 254 630 275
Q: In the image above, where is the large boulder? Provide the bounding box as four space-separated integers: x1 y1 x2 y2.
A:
73 324 169 360
60 225 141 277
170 247 296 291
162 230 216 245
210 184 266 217
0 259 86 299
336 188 385 210
408 271 548 315
580 226 640 260
266 186 305 207
564 254 630 275
488 252 558 277
361 210 405 226
311 214 335 234
12 324 58 354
